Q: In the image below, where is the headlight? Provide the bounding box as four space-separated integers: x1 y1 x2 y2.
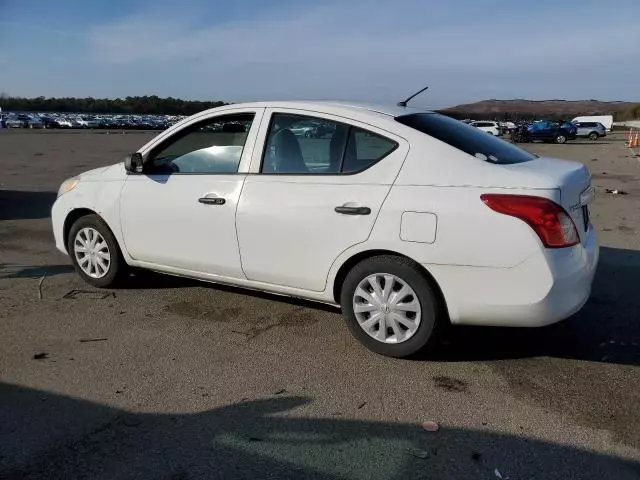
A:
57 176 80 197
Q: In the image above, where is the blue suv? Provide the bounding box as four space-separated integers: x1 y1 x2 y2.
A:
526 120 577 144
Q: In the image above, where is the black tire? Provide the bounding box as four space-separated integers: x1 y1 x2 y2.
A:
555 134 567 144
340 255 441 357
304 130 312 138
67 214 126 288
588 131 599 141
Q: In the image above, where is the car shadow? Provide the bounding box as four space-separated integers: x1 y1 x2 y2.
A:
123 269 341 313
425 246 640 367
0 190 57 221
118 247 639 365
1 382 638 480
0 264 75 279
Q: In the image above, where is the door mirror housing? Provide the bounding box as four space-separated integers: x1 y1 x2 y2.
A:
124 152 144 174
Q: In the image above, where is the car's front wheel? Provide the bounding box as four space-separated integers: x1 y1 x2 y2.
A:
555 134 567 144
67 214 126 288
340 255 440 357
588 132 599 141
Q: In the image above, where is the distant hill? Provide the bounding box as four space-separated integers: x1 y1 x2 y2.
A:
439 99 639 120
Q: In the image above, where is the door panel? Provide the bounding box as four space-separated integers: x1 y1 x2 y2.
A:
120 175 245 277
236 179 389 291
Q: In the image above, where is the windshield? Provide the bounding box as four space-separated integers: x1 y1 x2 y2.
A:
396 113 536 164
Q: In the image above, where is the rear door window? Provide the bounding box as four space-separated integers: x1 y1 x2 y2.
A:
396 113 535 164
261 113 397 174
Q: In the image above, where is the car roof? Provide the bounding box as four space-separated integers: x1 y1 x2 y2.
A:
207 100 432 119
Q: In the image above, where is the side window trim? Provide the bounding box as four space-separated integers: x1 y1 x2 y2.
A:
257 112 398 176
337 126 353 173
145 112 254 175
138 108 263 175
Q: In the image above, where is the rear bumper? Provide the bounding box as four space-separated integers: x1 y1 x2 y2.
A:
427 227 599 327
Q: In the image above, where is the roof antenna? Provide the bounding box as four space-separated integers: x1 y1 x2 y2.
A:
397 85 429 107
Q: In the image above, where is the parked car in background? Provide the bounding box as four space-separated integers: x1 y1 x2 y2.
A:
571 115 613 132
26 116 45 129
16 114 44 128
499 121 517 135
574 121 606 140
52 101 598 358
527 120 577 144
290 121 319 138
470 121 501 135
5 116 24 128
56 118 73 128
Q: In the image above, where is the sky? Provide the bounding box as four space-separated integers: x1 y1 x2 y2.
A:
1 0 639 109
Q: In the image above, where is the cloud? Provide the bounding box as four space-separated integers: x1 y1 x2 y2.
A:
49 1 640 105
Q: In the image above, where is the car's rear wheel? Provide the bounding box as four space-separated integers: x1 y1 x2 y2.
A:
340 255 440 357
555 134 567 144
588 132 599 141
67 214 126 288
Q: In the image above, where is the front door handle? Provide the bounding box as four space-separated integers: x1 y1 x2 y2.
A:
198 197 226 205
334 205 371 215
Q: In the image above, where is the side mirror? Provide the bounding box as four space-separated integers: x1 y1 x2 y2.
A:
124 152 144 174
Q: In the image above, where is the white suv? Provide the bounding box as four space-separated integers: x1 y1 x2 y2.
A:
52 101 598 357
471 120 501 135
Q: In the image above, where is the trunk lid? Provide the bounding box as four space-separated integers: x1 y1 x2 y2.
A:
501 156 593 241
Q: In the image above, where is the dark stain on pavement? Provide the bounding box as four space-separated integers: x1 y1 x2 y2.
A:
163 300 241 322
231 308 321 340
491 358 640 449
432 376 468 392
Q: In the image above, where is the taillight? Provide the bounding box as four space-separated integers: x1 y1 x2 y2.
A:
481 194 579 248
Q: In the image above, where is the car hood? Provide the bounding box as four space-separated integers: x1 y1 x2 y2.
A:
78 163 126 180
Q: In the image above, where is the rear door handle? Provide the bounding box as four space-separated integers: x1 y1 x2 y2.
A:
198 197 226 205
334 206 371 215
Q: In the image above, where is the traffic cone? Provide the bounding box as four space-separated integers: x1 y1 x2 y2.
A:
628 128 633 147
634 132 639 148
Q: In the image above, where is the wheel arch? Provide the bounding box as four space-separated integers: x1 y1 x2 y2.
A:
63 208 121 254
331 249 450 323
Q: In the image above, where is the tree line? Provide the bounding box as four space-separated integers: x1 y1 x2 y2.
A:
0 95 227 115
2 94 638 120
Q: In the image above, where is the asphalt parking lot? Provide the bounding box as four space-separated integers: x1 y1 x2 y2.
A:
1 129 639 479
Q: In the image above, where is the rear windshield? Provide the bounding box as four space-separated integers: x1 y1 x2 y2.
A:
396 113 535 164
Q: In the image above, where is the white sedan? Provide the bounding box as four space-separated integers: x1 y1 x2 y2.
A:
470 120 501 136
52 101 599 357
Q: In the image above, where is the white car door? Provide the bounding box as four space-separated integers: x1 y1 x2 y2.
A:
236 109 408 292
119 109 263 278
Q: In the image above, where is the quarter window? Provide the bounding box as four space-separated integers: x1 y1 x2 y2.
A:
146 113 254 174
342 128 397 173
261 113 397 174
